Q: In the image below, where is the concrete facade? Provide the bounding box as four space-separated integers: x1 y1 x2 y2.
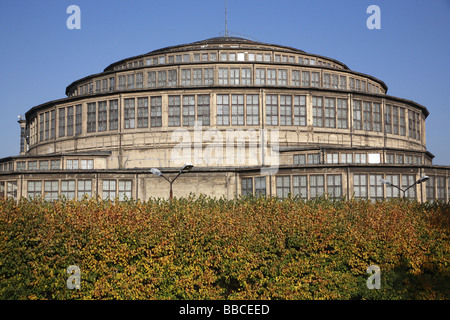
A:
1 37 449 202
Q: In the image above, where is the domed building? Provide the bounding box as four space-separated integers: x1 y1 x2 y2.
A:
1 36 449 202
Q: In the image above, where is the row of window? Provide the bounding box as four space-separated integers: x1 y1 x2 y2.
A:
0 179 131 201
2 159 94 172
1 175 449 202
241 174 449 202
71 67 382 97
112 50 343 72
293 152 424 165
31 94 422 146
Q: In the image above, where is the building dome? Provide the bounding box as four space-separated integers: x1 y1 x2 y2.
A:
1 37 448 202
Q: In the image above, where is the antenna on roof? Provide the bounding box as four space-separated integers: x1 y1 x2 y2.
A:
225 0 231 37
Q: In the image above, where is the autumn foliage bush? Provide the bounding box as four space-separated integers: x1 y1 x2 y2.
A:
0 195 449 300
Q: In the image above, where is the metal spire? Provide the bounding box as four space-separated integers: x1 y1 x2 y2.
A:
225 0 228 37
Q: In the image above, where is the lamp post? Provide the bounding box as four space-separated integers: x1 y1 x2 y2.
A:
380 175 429 198
150 163 194 200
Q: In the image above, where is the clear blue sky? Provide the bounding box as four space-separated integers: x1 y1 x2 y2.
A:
0 0 449 164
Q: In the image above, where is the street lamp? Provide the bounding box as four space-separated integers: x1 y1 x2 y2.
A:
150 163 194 199
380 175 429 198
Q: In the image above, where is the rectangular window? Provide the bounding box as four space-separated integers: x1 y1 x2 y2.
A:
97 101 107 132
254 177 266 196
218 68 228 85
217 94 230 126
109 77 115 91
66 159 79 170
324 98 336 128
231 94 245 125
39 160 49 171
28 161 37 171
148 71 156 88
118 75 126 90
118 180 132 201
340 153 353 164
51 160 60 170
311 72 320 87
204 68 214 85
326 153 339 164
103 180 116 200
278 69 287 86
109 100 118 130
124 98 135 129
312 96 323 127
127 74 135 89
301 71 310 87
436 176 445 201
27 181 42 199
136 73 143 89
280 95 292 126
78 180 92 200
241 178 253 196
242 68 251 85
44 112 49 140
293 95 306 126
44 180 59 201
229 68 240 85
61 180 76 200
327 175 342 199
80 159 93 169
0 182 4 199
392 106 399 135
168 70 177 87
373 103 381 132
331 74 339 89
197 95 210 126
402 175 417 199
39 114 44 141
158 71 167 87
339 76 347 90
58 108 66 137
87 103 96 133
6 181 17 200
323 73 331 88
337 98 348 129
276 176 290 198
168 96 181 127
294 154 306 165
363 101 373 131
353 100 362 130
353 174 368 199
246 94 259 125
150 96 162 127
17 161 26 171
266 95 278 125
50 110 56 139
385 174 400 198
399 107 406 136
182 95 195 126
75 105 82 135
256 69 265 85
308 153 320 164
67 106 74 136
292 70 300 86
192 68 202 86
310 175 325 199
267 69 276 85
370 174 384 201
293 175 308 199
137 97 149 128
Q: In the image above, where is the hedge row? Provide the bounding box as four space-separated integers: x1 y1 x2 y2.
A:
0 195 449 299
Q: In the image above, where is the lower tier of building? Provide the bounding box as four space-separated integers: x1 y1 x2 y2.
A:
1 164 449 203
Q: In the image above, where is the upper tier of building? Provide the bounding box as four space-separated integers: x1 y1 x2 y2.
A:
63 36 388 98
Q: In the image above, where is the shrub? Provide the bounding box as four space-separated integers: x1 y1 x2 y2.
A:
0 195 448 299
